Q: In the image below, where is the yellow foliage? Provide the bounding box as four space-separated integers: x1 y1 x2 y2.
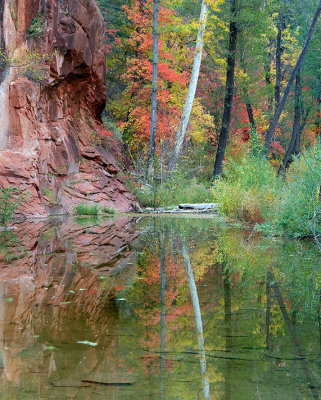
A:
189 99 215 143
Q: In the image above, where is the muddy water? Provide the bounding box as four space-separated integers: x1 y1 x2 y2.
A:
0 216 320 399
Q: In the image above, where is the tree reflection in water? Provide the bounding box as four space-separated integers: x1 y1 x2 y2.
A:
180 237 211 400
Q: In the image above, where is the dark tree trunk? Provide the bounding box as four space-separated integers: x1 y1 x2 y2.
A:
275 13 285 109
240 60 256 132
245 99 256 131
146 0 159 180
213 0 238 179
278 69 302 175
262 0 321 156
264 41 274 123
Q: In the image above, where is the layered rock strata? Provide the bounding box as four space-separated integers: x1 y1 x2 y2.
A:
0 0 137 216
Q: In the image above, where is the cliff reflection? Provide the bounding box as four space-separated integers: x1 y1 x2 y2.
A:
0 217 139 399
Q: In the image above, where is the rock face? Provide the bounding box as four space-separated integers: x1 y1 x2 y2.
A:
0 0 137 216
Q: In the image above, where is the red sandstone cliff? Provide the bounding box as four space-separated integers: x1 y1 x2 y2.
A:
0 0 137 216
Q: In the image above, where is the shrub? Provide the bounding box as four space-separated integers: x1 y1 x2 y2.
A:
73 203 99 216
212 154 278 224
212 144 321 237
0 230 26 261
270 145 321 237
101 206 116 215
0 186 29 225
27 13 45 39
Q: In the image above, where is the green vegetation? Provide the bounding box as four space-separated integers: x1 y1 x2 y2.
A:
0 230 26 261
0 186 29 225
0 49 49 83
212 153 279 224
212 144 321 238
73 203 99 216
101 206 116 215
73 203 116 216
27 13 45 39
269 146 321 237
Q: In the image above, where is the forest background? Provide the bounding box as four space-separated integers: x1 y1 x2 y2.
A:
97 0 321 238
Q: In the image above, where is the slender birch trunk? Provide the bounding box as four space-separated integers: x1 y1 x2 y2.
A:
146 0 159 180
168 0 208 172
262 0 321 156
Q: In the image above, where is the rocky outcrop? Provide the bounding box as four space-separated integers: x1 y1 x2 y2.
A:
0 0 137 216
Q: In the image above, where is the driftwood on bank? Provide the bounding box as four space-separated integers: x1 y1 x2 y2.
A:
143 203 218 214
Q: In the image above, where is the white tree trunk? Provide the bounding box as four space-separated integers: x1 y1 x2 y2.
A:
168 0 208 172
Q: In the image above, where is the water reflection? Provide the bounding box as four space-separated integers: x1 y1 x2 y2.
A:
0 216 320 399
267 267 319 399
159 230 166 400
180 238 210 399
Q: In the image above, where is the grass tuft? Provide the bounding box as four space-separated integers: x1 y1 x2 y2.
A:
73 203 99 216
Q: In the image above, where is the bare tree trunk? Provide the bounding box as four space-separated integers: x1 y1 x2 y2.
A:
240 59 257 133
264 40 274 123
212 0 238 179
168 0 208 172
262 0 321 156
294 104 312 156
278 69 302 175
245 98 256 132
146 0 159 180
275 13 285 110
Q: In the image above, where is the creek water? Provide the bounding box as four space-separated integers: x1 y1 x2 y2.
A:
0 215 320 399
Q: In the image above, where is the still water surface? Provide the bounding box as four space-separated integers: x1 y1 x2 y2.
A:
0 216 320 399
